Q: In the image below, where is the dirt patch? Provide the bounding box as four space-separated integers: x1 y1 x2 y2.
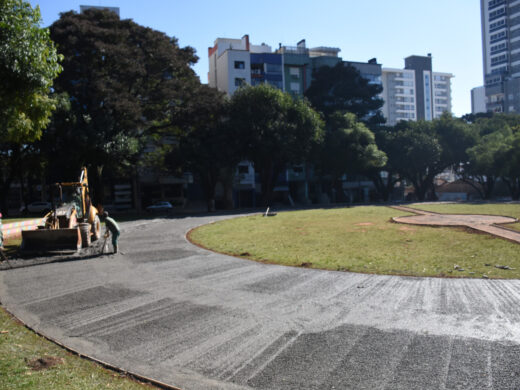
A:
300 262 313 268
26 356 64 371
355 222 374 226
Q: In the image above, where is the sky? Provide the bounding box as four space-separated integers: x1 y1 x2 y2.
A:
29 0 483 117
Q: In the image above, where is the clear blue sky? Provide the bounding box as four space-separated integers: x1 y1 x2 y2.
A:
30 0 482 117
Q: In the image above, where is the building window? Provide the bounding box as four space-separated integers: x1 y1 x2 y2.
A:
491 53 508 65
290 82 300 93
489 18 506 32
234 61 245 69
289 67 299 77
265 63 282 73
251 63 263 74
489 7 505 21
490 30 507 43
234 78 246 87
490 42 507 54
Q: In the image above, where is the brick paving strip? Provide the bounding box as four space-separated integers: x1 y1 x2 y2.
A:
390 205 520 244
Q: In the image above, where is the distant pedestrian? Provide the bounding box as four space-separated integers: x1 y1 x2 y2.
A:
0 212 7 261
100 211 120 254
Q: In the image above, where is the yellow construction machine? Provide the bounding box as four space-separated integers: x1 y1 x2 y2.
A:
21 168 101 252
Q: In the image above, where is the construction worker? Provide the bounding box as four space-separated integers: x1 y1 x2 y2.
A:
0 212 7 261
100 211 120 254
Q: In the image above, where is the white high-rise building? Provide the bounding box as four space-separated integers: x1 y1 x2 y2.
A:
381 69 417 125
481 0 520 112
471 86 487 113
381 55 453 126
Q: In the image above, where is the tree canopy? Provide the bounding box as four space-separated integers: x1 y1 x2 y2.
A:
229 84 324 205
315 112 386 198
0 0 62 214
177 85 239 211
0 0 62 143
305 62 385 126
48 9 199 200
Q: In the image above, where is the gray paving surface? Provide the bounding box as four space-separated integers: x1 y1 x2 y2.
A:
1 213 520 389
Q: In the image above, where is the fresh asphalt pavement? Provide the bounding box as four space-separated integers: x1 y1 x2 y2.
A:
1 212 520 389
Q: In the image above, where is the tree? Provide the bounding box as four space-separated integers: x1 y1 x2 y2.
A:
49 9 199 203
384 115 473 202
229 84 324 206
433 112 475 172
463 116 510 199
315 112 386 201
501 130 520 199
365 126 405 201
178 85 240 211
389 121 442 201
304 62 385 126
0 0 62 215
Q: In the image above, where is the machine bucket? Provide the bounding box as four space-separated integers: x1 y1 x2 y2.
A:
21 228 82 252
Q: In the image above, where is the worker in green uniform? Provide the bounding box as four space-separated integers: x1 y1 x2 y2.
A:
101 211 120 254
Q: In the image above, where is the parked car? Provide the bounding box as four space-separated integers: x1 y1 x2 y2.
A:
20 201 52 214
146 201 173 212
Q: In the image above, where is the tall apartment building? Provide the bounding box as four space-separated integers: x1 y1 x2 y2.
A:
381 55 453 126
481 0 520 112
208 35 383 101
381 68 417 125
471 86 487 113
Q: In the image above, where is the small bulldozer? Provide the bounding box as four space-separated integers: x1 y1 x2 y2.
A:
21 168 101 252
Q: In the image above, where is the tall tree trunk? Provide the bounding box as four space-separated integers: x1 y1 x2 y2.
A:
504 177 520 200
200 170 217 212
0 146 21 216
218 167 235 210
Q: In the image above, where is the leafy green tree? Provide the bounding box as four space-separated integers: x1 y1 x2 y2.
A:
389 121 442 201
229 84 324 206
304 62 385 126
365 126 404 201
502 130 520 199
315 112 386 200
178 85 240 211
0 0 62 214
463 116 511 199
48 9 199 203
433 112 476 172
384 115 473 201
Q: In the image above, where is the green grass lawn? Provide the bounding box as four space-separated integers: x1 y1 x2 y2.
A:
0 307 154 389
188 205 520 279
409 202 520 231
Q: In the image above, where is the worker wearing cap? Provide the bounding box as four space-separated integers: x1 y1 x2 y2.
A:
100 211 120 254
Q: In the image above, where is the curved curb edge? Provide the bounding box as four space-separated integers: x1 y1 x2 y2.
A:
0 305 183 390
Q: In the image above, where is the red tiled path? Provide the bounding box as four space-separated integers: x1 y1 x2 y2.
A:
391 205 520 244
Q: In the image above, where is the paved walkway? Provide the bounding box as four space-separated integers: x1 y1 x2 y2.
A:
1 212 520 389
392 205 520 244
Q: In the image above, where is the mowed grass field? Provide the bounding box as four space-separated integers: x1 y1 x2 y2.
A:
188 205 520 279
